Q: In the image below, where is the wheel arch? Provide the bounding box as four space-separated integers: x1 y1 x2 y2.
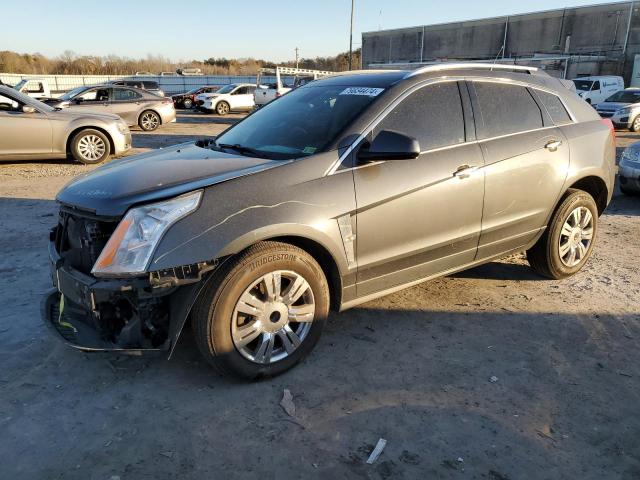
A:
567 175 609 215
66 125 115 155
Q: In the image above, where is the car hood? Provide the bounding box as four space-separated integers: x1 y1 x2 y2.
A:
56 142 283 217
596 101 634 112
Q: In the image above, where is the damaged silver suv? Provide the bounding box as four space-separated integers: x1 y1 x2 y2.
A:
43 64 616 379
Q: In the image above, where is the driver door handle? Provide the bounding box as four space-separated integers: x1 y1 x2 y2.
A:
453 164 478 179
545 140 562 152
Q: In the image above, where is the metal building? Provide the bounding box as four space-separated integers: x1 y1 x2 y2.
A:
362 1 640 84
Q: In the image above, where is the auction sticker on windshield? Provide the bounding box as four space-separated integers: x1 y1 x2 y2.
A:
340 87 385 96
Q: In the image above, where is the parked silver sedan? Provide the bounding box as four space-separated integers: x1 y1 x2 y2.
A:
0 85 131 164
47 85 176 131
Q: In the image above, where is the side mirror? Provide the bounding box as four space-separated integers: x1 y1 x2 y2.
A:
22 105 36 114
58 101 71 109
358 130 421 162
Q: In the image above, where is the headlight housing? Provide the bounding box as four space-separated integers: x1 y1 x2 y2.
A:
616 106 633 115
116 122 129 135
92 191 202 277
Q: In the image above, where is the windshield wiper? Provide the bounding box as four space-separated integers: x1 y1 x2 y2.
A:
217 143 271 159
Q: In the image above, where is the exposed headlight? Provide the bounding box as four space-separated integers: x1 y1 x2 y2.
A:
92 191 202 277
616 106 633 115
117 122 129 134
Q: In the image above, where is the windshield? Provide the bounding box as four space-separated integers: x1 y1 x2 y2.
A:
59 86 90 100
604 90 640 103
213 84 384 160
573 79 594 91
217 84 237 94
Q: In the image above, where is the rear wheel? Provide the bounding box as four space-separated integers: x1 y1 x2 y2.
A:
192 241 329 379
71 129 110 164
182 98 193 109
215 101 230 116
139 110 160 131
630 116 640 133
527 189 598 279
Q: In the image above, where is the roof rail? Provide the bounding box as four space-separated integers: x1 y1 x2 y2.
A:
404 62 540 78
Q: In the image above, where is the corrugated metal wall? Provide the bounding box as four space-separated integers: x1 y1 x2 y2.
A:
0 74 277 95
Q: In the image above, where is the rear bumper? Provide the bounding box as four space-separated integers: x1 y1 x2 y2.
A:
113 131 132 155
158 105 177 125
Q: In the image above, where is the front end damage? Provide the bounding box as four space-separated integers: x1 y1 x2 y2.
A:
42 208 215 355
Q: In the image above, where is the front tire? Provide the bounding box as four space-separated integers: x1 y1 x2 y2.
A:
139 110 161 131
215 101 230 116
183 98 193 109
192 241 330 380
70 129 110 164
527 189 598 279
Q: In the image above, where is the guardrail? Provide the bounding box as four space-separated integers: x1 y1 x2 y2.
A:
0 73 279 96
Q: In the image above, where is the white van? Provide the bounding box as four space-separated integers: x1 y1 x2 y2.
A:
572 76 624 105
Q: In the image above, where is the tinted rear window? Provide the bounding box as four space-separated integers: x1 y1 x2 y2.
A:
375 82 465 151
473 82 543 139
535 90 572 125
143 81 159 89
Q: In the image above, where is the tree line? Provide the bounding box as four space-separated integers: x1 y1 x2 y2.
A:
0 49 362 75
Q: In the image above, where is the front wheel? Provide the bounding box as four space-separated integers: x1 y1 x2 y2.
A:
182 98 193 109
215 101 230 116
139 110 160 131
70 129 110 164
192 241 329 379
527 189 598 279
630 116 640 133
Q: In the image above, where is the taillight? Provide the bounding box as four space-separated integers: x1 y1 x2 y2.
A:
600 118 615 137
162 98 172 104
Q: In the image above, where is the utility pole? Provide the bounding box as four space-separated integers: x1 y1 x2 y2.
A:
295 47 299 68
349 0 355 70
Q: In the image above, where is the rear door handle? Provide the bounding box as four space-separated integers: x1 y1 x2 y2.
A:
453 164 478 179
545 140 562 152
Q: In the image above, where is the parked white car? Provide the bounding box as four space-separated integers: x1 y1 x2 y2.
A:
572 75 624 106
195 83 256 115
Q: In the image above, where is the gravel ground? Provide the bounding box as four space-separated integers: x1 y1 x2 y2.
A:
1 113 639 479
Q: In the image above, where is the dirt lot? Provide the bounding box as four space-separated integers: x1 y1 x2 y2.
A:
1 111 639 480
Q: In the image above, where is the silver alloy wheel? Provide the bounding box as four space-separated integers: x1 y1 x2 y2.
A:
633 116 640 132
141 111 160 130
77 134 106 162
558 206 594 267
231 270 315 364
217 102 229 115
183 98 192 108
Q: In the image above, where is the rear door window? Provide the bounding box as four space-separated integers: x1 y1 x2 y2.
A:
534 90 572 125
375 81 466 151
472 82 543 139
143 81 159 89
113 88 142 101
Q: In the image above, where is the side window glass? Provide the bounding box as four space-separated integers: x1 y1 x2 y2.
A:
375 82 465 151
77 89 98 102
235 87 248 95
592 81 600 91
113 89 142 101
0 94 20 111
473 82 543 138
535 90 572 125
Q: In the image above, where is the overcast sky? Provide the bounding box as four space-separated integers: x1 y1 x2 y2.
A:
2 0 619 62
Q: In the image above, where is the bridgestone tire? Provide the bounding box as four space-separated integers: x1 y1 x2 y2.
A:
191 241 330 380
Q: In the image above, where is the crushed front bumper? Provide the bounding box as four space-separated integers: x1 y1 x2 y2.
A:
42 236 205 356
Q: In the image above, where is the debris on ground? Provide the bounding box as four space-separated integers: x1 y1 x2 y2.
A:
490 376 499 383
280 389 296 417
366 438 387 464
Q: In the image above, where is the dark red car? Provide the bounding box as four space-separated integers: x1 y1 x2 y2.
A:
171 86 219 109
